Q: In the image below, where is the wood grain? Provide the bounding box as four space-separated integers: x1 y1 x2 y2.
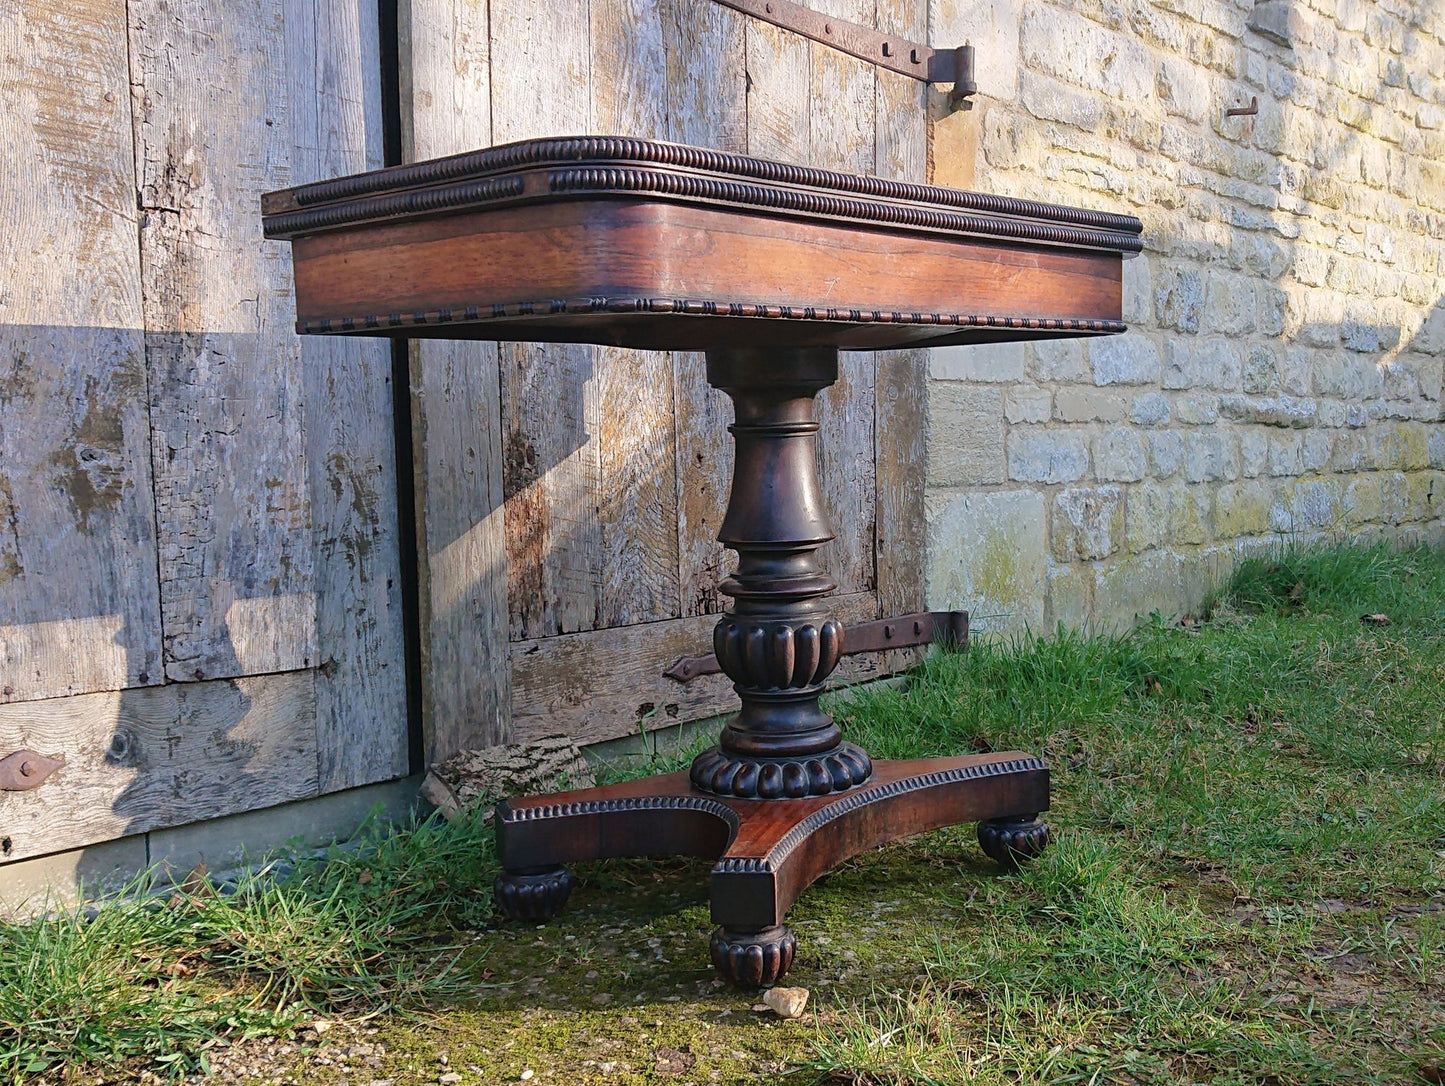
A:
131 0 316 683
0 671 318 863
873 0 930 671
492 0 603 642
510 591 881 747
289 0 408 790
592 0 680 629
809 0 878 600
399 0 513 757
670 0 748 619
0 1 163 703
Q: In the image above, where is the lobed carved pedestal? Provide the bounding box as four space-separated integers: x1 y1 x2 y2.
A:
490 346 1051 985
262 135 1139 985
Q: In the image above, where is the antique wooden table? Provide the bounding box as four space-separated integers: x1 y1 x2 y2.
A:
264 136 1142 985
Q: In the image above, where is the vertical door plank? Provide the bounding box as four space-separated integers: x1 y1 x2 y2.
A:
492 0 602 642
400 0 514 756
669 0 748 619
874 0 930 668
809 0 878 599
132 0 317 683
290 0 409 789
592 0 680 630
0 0 163 703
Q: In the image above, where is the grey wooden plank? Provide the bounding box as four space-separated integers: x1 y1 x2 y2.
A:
131 0 317 683
0 1 163 703
510 592 882 747
289 0 409 789
874 0 929 664
492 0 602 642
669 0 748 619
0 671 319 863
399 0 513 758
810 0 879 600
592 0 681 629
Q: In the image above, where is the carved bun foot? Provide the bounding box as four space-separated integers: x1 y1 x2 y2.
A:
689 743 872 799
710 924 797 987
978 815 1052 869
494 866 575 921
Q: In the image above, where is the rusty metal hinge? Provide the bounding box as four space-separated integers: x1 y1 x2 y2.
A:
664 610 968 683
0 749 65 791
711 0 979 111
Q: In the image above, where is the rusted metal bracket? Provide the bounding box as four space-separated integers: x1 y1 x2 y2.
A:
664 610 969 683
710 0 979 111
0 749 65 791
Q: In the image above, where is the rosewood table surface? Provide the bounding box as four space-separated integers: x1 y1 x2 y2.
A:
264 135 1143 986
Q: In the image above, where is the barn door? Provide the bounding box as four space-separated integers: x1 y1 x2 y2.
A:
0 0 406 866
401 0 928 759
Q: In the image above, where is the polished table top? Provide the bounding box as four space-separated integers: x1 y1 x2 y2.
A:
263 135 1143 352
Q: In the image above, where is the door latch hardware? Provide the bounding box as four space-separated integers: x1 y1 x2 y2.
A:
0 749 65 791
664 610 969 683
710 0 979 112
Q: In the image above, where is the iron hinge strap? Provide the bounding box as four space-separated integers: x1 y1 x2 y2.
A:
708 0 978 109
663 610 969 683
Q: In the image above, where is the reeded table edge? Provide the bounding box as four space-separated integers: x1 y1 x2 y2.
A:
297 294 1130 339
262 135 1145 255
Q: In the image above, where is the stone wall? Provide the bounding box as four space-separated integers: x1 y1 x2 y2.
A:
923 0 1445 631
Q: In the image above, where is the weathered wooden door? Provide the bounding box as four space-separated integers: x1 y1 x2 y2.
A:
1 0 406 864
402 0 929 759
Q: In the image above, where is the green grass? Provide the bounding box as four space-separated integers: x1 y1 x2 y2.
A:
3 540 1443 1084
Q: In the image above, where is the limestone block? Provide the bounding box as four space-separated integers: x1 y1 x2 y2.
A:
1248 0 1313 48
1055 388 1127 423
1405 471 1443 522
1315 353 1384 399
928 384 1006 486
1046 562 1092 629
1205 273 1257 335
1219 394 1318 428
931 342 1027 382
1052 485 1125 560
1344 475 1384 526
1155 54 1211 124
1331 432 1369 473
1302 430 1333 472
1240 429 1268 477
1156 267 1205 333
1094 551 1186 630
1007 428 1089 483
1031 339 1088 382
1172 393 1221 425
1128 482 1210 551
1271 477 1345 532
931 0 1021 101
1003 386 1052 424
1091 335 1160 386
1148 430 1186 477
1094 427 1149 482
1429 430 1445 469
1184 431 1240 483
1267 432 1304 476
1242 345 1279 394
1019 71 1102 130
1163 339 1243 391
1215 480 1273 537
1123 254 1153 324
1129 392 1171 427
925 488 1047 633
1020 7 1155 100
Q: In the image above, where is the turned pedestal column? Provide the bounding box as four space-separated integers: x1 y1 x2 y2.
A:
687 347 871 799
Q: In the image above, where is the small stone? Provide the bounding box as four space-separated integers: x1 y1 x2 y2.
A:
310 1020 333 1035
762 986 810 1018
438 1075 461 1085
520 1071 535 1082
